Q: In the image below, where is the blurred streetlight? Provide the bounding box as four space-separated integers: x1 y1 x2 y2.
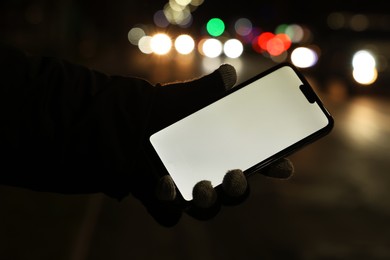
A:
352 50 378 85
291 47 318 68
150 33 172 55
175 34 195 55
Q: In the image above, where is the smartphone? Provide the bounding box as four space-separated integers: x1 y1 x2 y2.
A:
149 63 334 201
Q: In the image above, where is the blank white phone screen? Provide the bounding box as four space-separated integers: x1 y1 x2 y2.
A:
150 65 330 201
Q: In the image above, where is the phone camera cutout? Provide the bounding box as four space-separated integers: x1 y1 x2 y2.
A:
299 84 316 104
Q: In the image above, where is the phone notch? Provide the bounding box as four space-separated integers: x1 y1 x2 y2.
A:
299 84 317 104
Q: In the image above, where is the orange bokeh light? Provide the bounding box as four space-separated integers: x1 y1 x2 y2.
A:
275 33 291 50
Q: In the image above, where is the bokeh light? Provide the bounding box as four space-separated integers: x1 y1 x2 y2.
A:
234 18 252 37
352 50 376 69
290 47 318 68
176 0 191 5
175 34 195 54
154 10 170 27
267 33 291 56
275 24 288 34
163 2 192 27
150 33 172 55
267 37 285 56
285 24 304 43
223 39 244 58
276 33 292 50
256 32 291 56
190 0 204 6
179 12 193 28
202 38 223 58
257 32 274 50
353 68 378 85
170 0 186 11
352 50 377 85
138 36 153 54
206 18 225 37
350 14 369 31
128 27 146 45
197 38 207 56
133 3 320 62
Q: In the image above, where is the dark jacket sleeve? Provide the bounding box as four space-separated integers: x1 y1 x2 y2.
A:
0 42 157 199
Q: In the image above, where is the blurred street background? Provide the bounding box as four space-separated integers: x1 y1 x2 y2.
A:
1 0 390 259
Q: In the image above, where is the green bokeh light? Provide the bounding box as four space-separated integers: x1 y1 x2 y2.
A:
206 18 225 37
275 23 288 34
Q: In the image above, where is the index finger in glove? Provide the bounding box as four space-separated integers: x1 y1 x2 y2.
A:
259 158 294 179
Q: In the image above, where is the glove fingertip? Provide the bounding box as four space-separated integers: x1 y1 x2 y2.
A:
156 175 177 201
264 158 294 179
222 169 248 197
192 180 217 208
217 64 237 90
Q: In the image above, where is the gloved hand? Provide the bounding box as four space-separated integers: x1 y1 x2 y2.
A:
134 64 294 226
0 42 293 227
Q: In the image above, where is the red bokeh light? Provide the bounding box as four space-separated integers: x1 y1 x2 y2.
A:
256 32 292 56
257 32 274 50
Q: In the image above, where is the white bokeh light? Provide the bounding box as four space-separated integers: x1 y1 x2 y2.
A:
223 39 244 58
202 38 223 58
352 50 376 69
352 50 377 85
290 47 318 68
175 0 192 6
174 34 195 55
353 67 378 85
138 36 153 54
150 33 172 55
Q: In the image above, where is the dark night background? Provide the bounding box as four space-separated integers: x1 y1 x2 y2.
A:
1 1 390 259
